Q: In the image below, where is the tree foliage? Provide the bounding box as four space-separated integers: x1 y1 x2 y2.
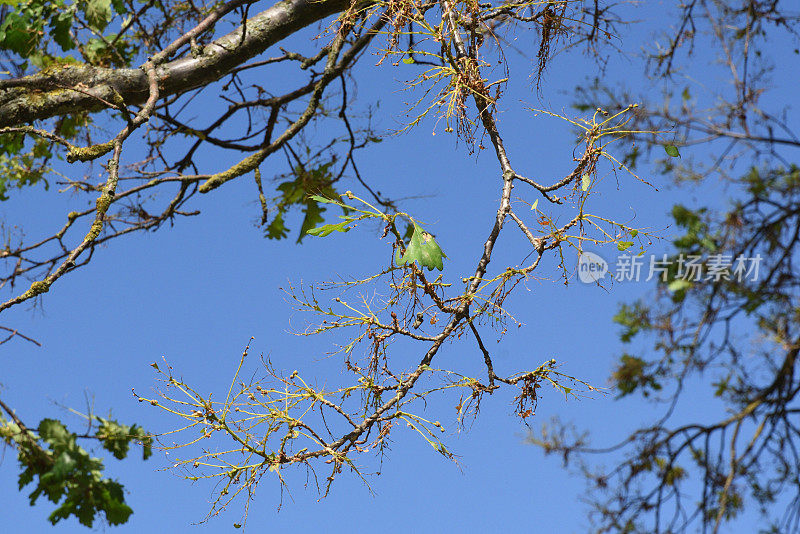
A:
0 399 151 527
529 2 800 533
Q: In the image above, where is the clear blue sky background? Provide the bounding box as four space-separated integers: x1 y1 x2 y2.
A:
1 2 798 532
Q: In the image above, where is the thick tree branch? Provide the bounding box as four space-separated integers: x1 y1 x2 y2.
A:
0 0 352 127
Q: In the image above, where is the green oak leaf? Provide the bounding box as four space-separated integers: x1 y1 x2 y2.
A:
84 0 112 31
38 419 72 448
306 220 350 237
49 12 75 51
266 212 288 240
397 222 446 271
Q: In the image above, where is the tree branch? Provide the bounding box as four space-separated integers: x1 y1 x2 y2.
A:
0 0 353 127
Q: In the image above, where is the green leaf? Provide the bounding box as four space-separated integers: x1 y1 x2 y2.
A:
133 426 153 460
612 354 661 397
0 12 39 55
531 199 538 210
49 12 75 51
309 194 338 204
38 419 71 448
266 212 288 240
0 132 25 155
306 221 351 237
630 229 638 237
265 162 339 242
402 57 415 64
50 452 76 479
110 0 126 14
617 241 634 251
84 0 112 31
97 418 133 460
297 199 326 243
581 173 590 191
397 222 446 271
664 144 681 157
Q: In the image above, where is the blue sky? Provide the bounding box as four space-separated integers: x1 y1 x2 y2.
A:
1 1 798 532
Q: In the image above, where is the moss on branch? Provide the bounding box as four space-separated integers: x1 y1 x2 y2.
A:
67 141 115 163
